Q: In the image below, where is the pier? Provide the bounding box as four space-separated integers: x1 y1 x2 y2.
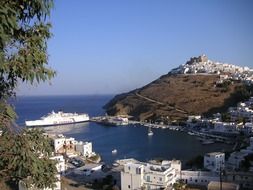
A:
90 116 182 130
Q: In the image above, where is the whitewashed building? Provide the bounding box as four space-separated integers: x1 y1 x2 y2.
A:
227 137 253 170
121 159 181 190
180 171 219 186
121 162 144 190
53 134 77 153
211 122 239 136
50 155 66 174
187 115 201 123
204 152 225 172
75 141 93 157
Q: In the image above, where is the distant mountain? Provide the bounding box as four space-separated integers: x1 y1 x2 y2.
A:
104 55 253 123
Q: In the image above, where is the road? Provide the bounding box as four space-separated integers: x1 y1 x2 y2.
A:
135 92 188 114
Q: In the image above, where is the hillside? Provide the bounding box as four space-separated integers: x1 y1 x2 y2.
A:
104 56 253 122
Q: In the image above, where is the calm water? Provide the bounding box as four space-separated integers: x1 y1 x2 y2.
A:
13 95 232 164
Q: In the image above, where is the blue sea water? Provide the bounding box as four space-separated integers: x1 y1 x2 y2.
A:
13 95 232 164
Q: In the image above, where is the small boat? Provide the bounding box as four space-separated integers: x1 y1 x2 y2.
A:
187 132 195 135
148 127 153 136
112 149 117 154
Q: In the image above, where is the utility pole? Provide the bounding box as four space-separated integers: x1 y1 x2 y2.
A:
220 160 225 190
220 165 222 190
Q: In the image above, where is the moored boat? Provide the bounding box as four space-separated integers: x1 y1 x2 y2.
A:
148 127 153 136
112 149 117 154
25 111 89 127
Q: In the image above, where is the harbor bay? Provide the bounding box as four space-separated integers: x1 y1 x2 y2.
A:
14 95 233 165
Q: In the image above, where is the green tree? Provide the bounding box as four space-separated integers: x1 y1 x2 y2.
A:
0 129 57 188
221 112 231 122
173 180 187 190
0 0 57 188
0 0 55 129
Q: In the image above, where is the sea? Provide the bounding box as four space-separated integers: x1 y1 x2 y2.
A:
13 95 233 165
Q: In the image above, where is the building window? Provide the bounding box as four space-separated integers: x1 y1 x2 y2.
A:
159 177 162 181
147 176 150 182
136 168 140 174
128 185 130 189
195 179 198 183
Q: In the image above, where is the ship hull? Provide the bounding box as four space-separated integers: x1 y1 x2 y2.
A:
26 120 89 127
25 111 89 127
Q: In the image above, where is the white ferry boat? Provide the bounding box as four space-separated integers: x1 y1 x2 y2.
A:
25 111 89 127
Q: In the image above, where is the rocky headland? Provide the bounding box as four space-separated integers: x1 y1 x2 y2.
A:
104 55 253 123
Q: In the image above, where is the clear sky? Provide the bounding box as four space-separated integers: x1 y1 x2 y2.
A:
18 0 253 95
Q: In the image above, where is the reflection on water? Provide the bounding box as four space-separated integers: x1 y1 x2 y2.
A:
37 122 89 135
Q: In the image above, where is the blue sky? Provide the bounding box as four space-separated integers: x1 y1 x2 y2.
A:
18 0 253 95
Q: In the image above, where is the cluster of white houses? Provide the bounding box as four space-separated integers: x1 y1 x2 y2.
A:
229 98 253 123
19 134 94 190
170 55 253 84
187 97 253 136
121 146 253 190
120 153 226 190
52 134 94 157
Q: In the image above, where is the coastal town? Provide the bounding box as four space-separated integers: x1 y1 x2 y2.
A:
14 94 253 190
14 56 253 190
2 1 253 190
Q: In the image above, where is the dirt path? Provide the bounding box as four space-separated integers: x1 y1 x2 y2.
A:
135 92 188 114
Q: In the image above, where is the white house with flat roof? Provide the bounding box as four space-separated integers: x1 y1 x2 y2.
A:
75 141 93 157
204 152 225 172
121 159 181 190
53 134 77 153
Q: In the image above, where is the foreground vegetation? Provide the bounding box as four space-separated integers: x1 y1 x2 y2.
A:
0 0 57 188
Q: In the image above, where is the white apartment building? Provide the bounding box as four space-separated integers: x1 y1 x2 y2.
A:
121 162 144 190
204 152 225 172
121 160 181 190
75 141 93 157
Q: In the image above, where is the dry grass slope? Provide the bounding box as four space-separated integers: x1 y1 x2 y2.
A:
105 74 250 122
